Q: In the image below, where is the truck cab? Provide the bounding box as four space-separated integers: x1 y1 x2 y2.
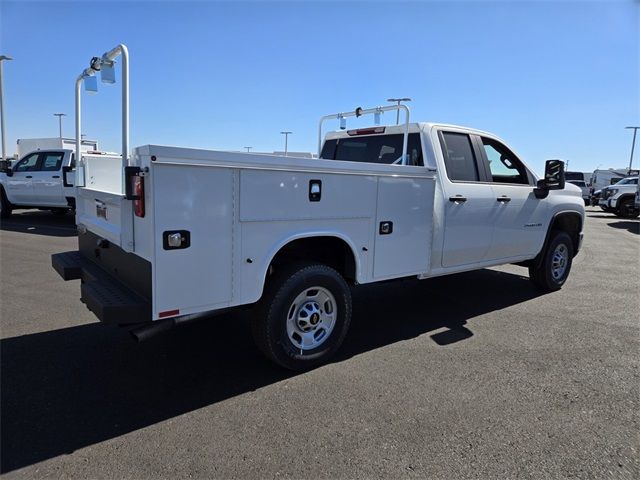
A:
0 149 76 218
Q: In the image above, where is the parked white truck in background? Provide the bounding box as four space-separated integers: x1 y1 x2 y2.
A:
52 45 585 370
16 137 97 160
598 176 640 218
0 138 99 218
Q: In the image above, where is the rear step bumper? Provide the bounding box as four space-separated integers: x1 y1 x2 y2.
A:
52 251 151 324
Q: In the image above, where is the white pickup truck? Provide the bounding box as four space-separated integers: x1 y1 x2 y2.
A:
52 45 585 370
1 149 77 218
598 176 640 218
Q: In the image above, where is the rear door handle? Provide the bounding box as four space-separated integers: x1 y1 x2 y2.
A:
52 175 60 178
449 196 467 203
25 175 32 178
496 196 511 203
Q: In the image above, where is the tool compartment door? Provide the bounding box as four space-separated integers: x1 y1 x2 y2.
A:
152 164 233 317
373 176 434 279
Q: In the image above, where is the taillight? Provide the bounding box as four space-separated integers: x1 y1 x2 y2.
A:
132 175 145 217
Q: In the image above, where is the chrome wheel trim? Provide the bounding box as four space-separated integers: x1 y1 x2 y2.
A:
551 243 569 281
286 286 337 351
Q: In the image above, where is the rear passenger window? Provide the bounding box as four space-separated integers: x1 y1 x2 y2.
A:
440 132 479 182
39 152 64 171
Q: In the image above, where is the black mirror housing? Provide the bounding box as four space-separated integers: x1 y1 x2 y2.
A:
543 159 565 190
534 159 565 199
0 159 11 175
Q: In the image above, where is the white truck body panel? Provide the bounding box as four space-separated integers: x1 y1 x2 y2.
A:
16 138 97 159
130 145 436 319
66 123 584 324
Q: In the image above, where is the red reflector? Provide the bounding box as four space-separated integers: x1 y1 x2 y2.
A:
132 176 145 218
347 127 386 136
159 309 179 318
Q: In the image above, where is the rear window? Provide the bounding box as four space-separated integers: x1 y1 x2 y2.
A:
320 133 423 166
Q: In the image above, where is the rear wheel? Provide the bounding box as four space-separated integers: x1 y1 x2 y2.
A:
251 262 352 370
0 188 12 219
529 231 574 291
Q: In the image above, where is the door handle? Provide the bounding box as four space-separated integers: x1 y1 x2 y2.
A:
449 196 467 203
52 175 60 178
25 175 32 178
496 196 511 203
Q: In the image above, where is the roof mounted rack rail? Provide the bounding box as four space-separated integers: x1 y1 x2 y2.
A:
74 44 129 190
318 104 410 164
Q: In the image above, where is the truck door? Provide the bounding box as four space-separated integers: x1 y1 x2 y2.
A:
438 131 495 267
5 152 39 205
477 136 547 260
31 151 66 206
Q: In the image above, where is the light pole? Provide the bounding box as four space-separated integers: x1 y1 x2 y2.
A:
280 131 292 156
244 146 252 153
387 97 411 124
54 113 66 138
625 126 639 174
0 54 13 160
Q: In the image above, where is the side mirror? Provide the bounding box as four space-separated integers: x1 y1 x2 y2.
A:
534 159 565 199
543 159 565 190
1 161 13 176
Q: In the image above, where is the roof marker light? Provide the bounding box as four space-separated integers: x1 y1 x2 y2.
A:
346 127 386 136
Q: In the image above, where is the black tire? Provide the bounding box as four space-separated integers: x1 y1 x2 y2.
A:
529 231 574 292
251 262 352 371
0 187 12 219
619 198 640 219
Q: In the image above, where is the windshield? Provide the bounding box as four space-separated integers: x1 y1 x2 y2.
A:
321 133 423 166
614 177 638 185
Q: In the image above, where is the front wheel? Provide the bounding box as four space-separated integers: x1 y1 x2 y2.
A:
619 198 640 219
251 263 352 371
529 231 574 292
0 188 12 219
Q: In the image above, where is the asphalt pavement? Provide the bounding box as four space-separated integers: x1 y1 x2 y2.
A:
1 207 638 479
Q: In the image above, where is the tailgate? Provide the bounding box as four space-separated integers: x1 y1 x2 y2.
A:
75 154 133 251
76 188 133 250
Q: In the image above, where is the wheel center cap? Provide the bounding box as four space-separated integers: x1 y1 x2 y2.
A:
310 313 320 325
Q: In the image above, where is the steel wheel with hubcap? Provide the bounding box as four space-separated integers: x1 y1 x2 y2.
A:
252 262 352 370
529 231 574 291
550 243 569 282
286 286 337 351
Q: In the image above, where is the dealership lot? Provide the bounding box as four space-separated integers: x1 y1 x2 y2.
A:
1 208 638 479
